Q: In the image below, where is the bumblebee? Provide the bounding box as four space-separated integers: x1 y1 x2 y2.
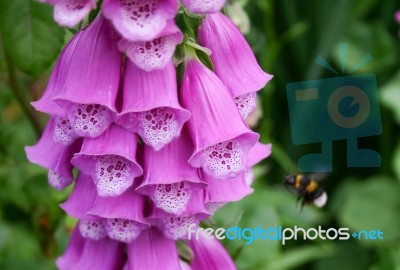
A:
284 174 327 208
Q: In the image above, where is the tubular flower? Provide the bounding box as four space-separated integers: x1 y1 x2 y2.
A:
53 15 121 138
30 1 272 269
116 60 190 150
181 58 259 180
137 128 206 215
198 12 273 119
72 124 143 197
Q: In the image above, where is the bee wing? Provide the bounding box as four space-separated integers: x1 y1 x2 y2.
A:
309 172 328 182
283 184 300 195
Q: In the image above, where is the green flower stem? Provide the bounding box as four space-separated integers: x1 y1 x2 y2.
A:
4 48 42 138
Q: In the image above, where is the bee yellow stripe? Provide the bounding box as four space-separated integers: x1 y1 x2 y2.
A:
295 175 302 188
306 180 318 193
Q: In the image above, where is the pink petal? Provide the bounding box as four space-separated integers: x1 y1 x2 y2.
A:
202 172 253 209
188 231 236 270
25 118 82 190
57 227 125 270
126 227 182 269
198 12 273 97
56 227 85 269
247 142 272 167
60 173 97 219
180 59 258 180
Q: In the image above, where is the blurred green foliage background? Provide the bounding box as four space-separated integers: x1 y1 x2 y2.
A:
0 0 399 269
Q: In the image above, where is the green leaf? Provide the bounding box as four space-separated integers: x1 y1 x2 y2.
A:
0 0 65 76
336 176 400 246
380 70 400 124
393 140 400 183
0 223 56 270
266 243 336 270
331 22 397 74
235 207 281 269
313 242 370 270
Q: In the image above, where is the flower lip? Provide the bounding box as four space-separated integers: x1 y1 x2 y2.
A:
48 170 72 190
182 0 226 14
102 0 179 42
151 213 208 240
52 0 97 28
190 131 259 179
147 195 210 222
145 181 208 217
118 21 183 71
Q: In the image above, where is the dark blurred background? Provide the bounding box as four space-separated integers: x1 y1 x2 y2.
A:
0 0 399 269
